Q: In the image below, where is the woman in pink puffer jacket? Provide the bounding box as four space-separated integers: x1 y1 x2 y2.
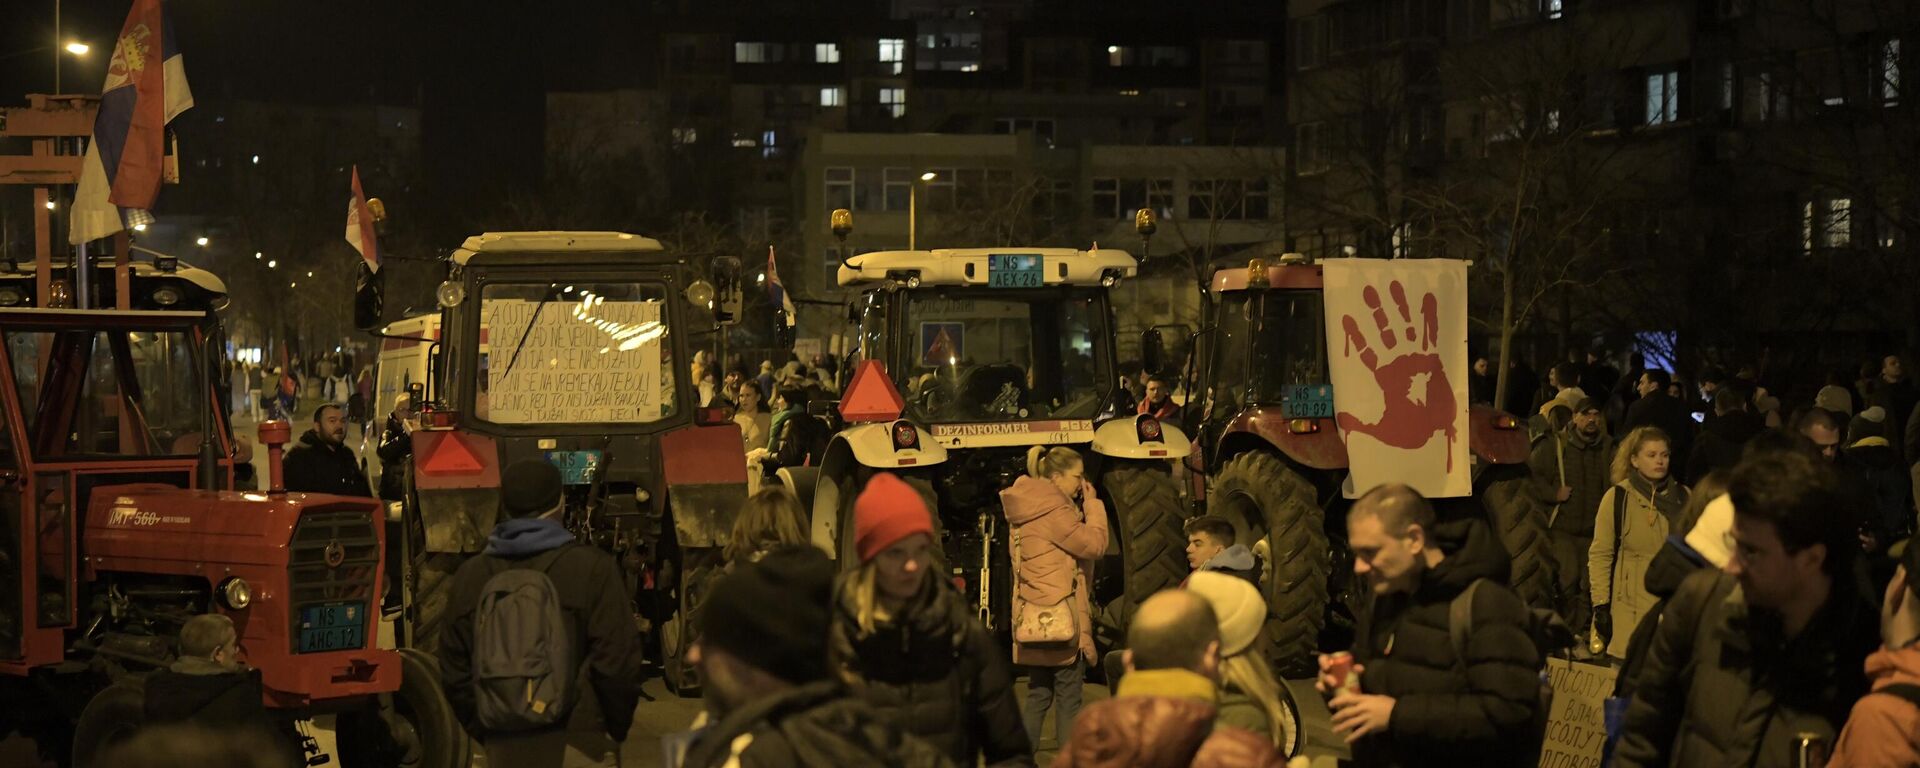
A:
1002 445 1109 753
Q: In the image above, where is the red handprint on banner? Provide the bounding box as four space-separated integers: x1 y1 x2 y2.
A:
1336 280 1459 470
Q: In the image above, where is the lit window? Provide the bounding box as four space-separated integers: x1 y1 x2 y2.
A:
734 42 770 64
762 129 779 159
816 43 841 63
820 87 845 107
1803 197 1853 251
1108 46 1132 67
880 88 906 118
879 38 906 75
1646 69 1679 125
672 127 699 145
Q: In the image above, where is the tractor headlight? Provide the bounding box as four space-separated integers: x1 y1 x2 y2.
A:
150 286 182 307
0 287 26 307
633 488 651 504
435 280 467 308
217 576 252 610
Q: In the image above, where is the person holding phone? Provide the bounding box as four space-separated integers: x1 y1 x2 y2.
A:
1002 446 1107 754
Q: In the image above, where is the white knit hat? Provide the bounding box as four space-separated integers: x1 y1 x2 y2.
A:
1185 571 1267 658
1684 493 1734 569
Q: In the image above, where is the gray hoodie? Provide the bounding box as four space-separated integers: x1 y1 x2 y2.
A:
1200 544 1261 587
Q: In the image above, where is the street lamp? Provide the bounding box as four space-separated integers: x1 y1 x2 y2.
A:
910 170 938 250
64 42 88 55
266 260 276 268
195 236 209 247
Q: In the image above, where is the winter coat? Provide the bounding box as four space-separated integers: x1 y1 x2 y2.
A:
679 680 956 768
1685 409 1763 486
1197 544 1262 587
1003 474 1107 667
1051 668 1288 768
1843 438 1915 544
765 408 828 473
375 415 412 501
1613 537 1710 699
735 409 771 453
439 518 646 741
143 658 302 766
1613 569 1876 768
1213 683 1271 742
1624 391 1696 462
1349 518 1542 768
1871 378 1918 462
1526 426 1612 536
282 429 371 497
1588 477 1688 658
1830 645 1920 767
828 572 1033 767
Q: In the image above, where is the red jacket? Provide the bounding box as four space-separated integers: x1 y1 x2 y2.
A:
1053 668 1287 768
1830 645 1920 767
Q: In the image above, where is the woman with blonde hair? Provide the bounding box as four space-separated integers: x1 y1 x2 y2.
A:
1186 570 1302 756
829 473 1033 766
1587 426 1690 659
1002 445 1106 752
723 486 808 567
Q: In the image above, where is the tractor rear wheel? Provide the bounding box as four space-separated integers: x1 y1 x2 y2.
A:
1479 463 1553 612
71 680 144 768
1211 450 1327 679
337 648 472 768
1099 459 1188 635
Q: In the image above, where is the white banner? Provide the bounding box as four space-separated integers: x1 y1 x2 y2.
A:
482 299 665 424
1323 259 1470 498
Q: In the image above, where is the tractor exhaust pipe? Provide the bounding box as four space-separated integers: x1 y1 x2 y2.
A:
259 420 292 493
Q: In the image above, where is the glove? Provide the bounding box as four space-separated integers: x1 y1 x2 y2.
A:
1592 604 1613 648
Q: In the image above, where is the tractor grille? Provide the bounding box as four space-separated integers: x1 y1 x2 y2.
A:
287 508 379 654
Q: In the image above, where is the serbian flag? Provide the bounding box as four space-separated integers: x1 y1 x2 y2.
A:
345 166 379 272
767 245 796 326
69 0 194 245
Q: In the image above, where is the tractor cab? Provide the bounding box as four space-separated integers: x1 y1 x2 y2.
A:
0 307 235 663
838 247 1137 433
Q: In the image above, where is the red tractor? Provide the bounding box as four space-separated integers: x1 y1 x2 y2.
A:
0 265 466 767
1183 254 1546 676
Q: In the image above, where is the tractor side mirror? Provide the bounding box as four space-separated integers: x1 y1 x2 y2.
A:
353 261 384 332
1141 328 1167 376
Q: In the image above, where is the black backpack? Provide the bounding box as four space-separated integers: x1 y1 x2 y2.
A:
471 546 576 731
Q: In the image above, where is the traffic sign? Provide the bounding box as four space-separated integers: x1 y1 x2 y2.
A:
839 360 906 422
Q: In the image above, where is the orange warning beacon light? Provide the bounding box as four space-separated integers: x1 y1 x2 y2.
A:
838 360 906 423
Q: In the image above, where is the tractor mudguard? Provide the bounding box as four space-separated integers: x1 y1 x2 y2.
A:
1090 414 1192 460
1218 407 1348 471
807 424 947 556
414 487 500 554
661 424 751 549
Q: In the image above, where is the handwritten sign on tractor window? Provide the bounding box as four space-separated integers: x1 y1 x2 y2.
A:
482 299 667 424
1539 657 1618 768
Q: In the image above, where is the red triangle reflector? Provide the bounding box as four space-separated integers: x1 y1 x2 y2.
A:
838 360 905 423
422 433 484 474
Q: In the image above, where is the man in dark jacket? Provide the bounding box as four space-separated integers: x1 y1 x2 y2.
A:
1871 354 1917 464
1528 397 1611 645
679 546 953 768
439 460 645 768
1316 484 1542 768
1685 385 1763 484
1842 407 1914 551
1614 451 1878 768
1053 590 1287 768
1623 368 1694 462
282 404 370 496
1184 515 1262 586
144 614 303 766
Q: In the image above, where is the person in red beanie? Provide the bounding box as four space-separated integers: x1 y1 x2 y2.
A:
1002 446 1107 755
830 472 1035 767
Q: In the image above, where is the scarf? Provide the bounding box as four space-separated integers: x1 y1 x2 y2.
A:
768 406 796 448
1626 473 1687 529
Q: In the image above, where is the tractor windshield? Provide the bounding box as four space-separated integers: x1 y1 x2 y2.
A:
1207 290 1328 417
897 289 1108 422
473 281 680 426
5 325 210 458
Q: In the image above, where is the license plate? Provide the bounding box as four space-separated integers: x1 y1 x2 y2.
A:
298 602 365 653
545 450 604 485
1282 384 1335 418
987 254 1044 288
